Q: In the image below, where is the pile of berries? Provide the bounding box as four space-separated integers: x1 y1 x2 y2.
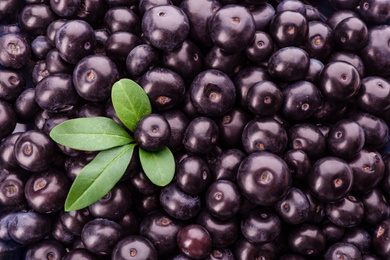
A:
1 0 390 259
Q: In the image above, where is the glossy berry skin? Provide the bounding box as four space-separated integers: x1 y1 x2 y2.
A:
134 113 171 152
103 6 140 34
341 227 371 254
328 51 365 78
205 180 241 220
160 110 189 152
0 101 17 140
64 152 96 181
180 0 222 48
321 220 345 243
268 47 310 82
45 49 73 75
105 32 141 61
210 149 245 181
62 248 98 260
245 31 274 63
81 218 123 255
348 149 384 193
334 17 368 51
287 123 326 160
204 46 245 77
142 5 190 51
305 58 324 83
237 151 291 206
327 119 365 160
60 208 93 236
139 68 186 110
0 33 31 69
0 133 21 171
358 0 390 25
304 189 325 224
275 0 306 14
139 210 183 256
46 19 68 46
356 76 390 116
73 54 119 102
205 249 234 260
288 224 326 257
183 116 219 156
31 36 51 60
14 130 57 172
130 170 159 196
326 195 365 228
246 80 282 116
159 182 201 220
327 10 359 31
308 156 353 203
196 209 239 248
269 10 308 47
77 102 105 118
176 156 210 196
282 80 322 121
75 0 106 27
112 235 158 260
240 208 281 244
319 61 361 102
283 149 311 180
51 216 75 245
25 239 67 260
360 25 390 77
94 29 109 55
177 224 212 259
19 4 56 36
209 5 255 53
35 73 81 113
163 40 204 82
0 171 27 211
25 168 71 214
190 69 236 117
234 238 278 260
372 219 390 258
215 107 250 149
304 21 334 61
0 69 25 102
135 193 161 217
247 3 275 31
241 117 287 155
360 188 390 226
34 110 55 131
324 243 362 260
55 20 96 64
50 0 81 17
233 66 271 108
8 211 51 244
88 182 132 221
126 44 159 78
275 187 309 225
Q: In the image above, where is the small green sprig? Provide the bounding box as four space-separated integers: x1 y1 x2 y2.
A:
50 79 175 212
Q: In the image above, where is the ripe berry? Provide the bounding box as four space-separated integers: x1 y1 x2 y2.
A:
134 113 171 152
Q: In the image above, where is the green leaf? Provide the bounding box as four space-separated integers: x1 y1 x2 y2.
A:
111 78 152 132
64 144 136 211
139 147 175 186
50 117 133 151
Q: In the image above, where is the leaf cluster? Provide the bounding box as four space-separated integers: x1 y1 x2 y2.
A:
50 79 175 211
